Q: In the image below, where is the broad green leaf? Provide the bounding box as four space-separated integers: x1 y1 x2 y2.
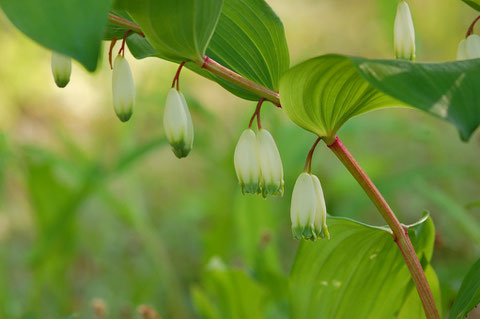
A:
289 216 437 319
122 0 289 100
350 57 480 141
448 258 480 319
192 258 267 319
280 55 480 142
279 55 402 143
0 0 113 71
118 0 223 63
461 0 480 11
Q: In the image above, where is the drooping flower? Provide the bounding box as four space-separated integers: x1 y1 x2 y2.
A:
234 129 261 195
394 1 416 61
311 174 330 239
51 52 71 88
257 129 284 198
290 172 329 241
290 172 317 240
457 34 480 60
163 88 194 158
112 55 135 122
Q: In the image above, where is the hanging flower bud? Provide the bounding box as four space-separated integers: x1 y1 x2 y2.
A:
234 129 261 195
112 55 135 122
311 174 330 239
163 88 194 158
257 129 284 198
51 52 71 88
290 172 316 240
394 1 416 61
457 35 480 60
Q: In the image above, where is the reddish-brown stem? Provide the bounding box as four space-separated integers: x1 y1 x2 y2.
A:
108 13 145 37
466 15 480 37
327 137 440 319
171 62 186 90
118 30 131 57
108 38 118 69
304 137 322 173
248 98 266 129
200 57 281 107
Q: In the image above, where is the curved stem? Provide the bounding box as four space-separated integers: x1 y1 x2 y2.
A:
327 137 440 319
108 13 144 37
466 15 480 37
304 136 322 173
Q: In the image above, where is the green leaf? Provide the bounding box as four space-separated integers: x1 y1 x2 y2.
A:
0 0 113 71
123 0 289 100
192 258 267 319
289 216 437 319
461 0 480 11
279 55 403 143
448 258 480 319
280 55 480 142
119 0 223 63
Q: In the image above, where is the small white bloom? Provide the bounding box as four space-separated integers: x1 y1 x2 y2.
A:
112 55 135 122
257 129 284 198
394 1 416 61
311 174 330 239
234 129 261 194
290 172 316 240
164 88 194 158
51 52 71 88
457 35 480 60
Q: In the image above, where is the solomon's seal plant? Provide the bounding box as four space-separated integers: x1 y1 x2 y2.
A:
2 0 480 318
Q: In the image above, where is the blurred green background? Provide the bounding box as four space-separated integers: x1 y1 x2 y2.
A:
0 0 479 318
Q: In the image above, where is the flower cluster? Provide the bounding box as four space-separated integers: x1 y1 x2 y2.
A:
234 128 284 198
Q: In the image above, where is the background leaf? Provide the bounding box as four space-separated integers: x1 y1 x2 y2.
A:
448 258 480 319
0 0 113 71
118 0 223 63
289 216 439 319
461 0 480 11
280 55 480 142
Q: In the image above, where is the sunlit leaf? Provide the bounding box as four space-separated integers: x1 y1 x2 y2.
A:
0 0 113 71
289 216 437 319
448 258 480 319
280 55 480 142
118 0 223 63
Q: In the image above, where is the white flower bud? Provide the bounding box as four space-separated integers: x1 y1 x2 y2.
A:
257 129 284 198
51 52 71 88
112 55 135 122
290 172 316 240
311 174 330 239
163 88 194 158
234 129 261 194
394 1 416 61
457 35 480 60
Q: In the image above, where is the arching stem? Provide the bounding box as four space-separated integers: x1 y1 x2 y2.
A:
304 137 322 173
248 98 266 129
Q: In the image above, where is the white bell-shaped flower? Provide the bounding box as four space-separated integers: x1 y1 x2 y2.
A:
51 52 71 88
234 129 261 194
290 172 316 240
394 1 416 61
457 35 480 60
163 88 194 158
112 55 135 122
257 129 284 198
311 174 330 239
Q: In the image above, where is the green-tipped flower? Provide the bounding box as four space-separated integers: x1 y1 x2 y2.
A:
112 55 135 122
234 129 261 194
457 35 480 60
290 172 329 241
311 174 330 239
257 129 284 198
164 88 194 158
51 52 71 88
394 1 415 61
